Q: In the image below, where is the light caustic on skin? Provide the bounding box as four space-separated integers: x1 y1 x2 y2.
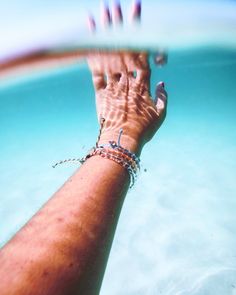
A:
87 1 167 153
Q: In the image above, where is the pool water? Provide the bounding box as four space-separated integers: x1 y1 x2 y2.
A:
0 48 236 294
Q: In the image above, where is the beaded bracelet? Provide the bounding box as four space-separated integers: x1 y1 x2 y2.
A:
90 147 138 170
79 129 140 187
88 145 139 187
93 148 137 187
52 119 140 188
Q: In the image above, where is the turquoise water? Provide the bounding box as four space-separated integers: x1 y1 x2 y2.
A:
1 48 236 294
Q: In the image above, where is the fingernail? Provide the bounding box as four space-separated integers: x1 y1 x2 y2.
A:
158 81 165 88
102 2 112 26
87 15 96 32
135 0 141 19
135 0 141 18
113 0 123 23
132 0 141 21
154 52 168 66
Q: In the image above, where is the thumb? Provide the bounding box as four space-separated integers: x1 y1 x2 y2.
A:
155 81 168 114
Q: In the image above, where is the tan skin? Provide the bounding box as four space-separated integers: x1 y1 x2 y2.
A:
0 3 167 295
0 50 167 295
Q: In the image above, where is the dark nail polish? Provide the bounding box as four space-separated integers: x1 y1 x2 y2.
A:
114 0 123 22
157 81 165 88
132 0 141 20
88 15 96 32
105 7 112 24
135 0 141 18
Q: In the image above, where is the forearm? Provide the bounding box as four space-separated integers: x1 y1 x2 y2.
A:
0 44 167 295
0 155 132 295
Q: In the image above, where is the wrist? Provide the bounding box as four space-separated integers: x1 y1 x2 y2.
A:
98 132 143 157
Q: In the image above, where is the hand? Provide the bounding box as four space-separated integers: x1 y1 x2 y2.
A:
87 1 168 155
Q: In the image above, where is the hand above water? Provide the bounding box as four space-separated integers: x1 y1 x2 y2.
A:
87 1 168 155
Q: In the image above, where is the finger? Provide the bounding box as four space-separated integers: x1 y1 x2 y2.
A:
106 53 127 85
154 51 168 67
101 1 112 27
136 52 150 71
131 0 141 22
113 0 123 25
106 72 120 84
92 73 107 91
136 53 151 84
136 69 150 83
119 73 128 88
125 52 149 71
123 52 149 76
117 56 129 89
155 82 168 112
122 52 150 91
87 14 96 33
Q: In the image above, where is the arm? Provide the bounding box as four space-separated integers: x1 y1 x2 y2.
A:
0 50 167 295
0 3 169 294
0 154 130 295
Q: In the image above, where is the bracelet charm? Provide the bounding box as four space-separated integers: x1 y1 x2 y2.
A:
52 120 140 188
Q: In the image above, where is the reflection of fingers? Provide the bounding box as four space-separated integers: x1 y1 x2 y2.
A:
87 15 96 33
101 2 112 27
155 82 168 113
131 0 141 22
113 0 123 24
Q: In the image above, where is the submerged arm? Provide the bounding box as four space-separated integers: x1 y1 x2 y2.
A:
0 153 132 295
0 51 167 295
